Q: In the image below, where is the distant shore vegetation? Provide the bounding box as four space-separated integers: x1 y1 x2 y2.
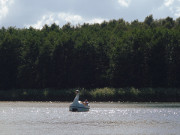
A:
1 15 180 101
0 88 179 102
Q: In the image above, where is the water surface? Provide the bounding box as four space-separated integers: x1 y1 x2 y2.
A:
0 102 180 135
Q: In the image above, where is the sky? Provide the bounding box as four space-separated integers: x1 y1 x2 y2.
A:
0 0 180 29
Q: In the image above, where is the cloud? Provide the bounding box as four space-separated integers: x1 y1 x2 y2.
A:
58 12 83 24
25 12 107 29
164 0 174 7
152 0 180 19
87 18 105 24
0 0 14 21
26 14 58 29
117 0 131 7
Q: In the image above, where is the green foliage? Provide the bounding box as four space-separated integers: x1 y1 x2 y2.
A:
0 87 179 102
0 15 180 101
90 87 115 101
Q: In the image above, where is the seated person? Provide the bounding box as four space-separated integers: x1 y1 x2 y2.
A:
83 99 89 106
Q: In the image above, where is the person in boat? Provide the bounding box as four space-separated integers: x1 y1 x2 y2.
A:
83 99 89 106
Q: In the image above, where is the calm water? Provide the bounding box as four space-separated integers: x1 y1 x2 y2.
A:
0 102 180 135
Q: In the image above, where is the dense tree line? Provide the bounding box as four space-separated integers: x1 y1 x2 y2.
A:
1 15 180 90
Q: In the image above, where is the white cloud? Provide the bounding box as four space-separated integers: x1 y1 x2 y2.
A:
87 18 105 24
58 12 83 24
25 12 107 29
164 0 174 7
117 0 131 7
152 0 180 19
27 14 56 29
0 0 14 21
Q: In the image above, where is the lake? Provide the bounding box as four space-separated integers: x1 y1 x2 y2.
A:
0 102 180 135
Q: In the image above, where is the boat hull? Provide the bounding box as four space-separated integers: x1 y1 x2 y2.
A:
69 104 90 112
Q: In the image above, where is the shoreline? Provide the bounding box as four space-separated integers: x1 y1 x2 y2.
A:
0 87 180 102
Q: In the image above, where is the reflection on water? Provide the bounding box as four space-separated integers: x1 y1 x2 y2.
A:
0 102 180 135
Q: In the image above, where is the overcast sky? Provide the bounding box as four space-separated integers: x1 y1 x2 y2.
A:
0 0 180 29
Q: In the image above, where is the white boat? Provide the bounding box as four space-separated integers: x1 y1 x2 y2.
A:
69 90 90 112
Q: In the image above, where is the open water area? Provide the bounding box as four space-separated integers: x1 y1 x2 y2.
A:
0 102 180 135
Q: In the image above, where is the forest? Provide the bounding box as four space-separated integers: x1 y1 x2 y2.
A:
0 15 180 101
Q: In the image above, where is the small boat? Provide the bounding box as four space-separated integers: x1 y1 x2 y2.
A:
69 90 90 112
